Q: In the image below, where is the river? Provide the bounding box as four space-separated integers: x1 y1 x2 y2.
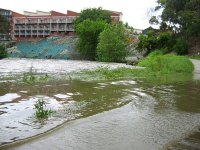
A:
0 58 200 150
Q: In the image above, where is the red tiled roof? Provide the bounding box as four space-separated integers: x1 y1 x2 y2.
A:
51 11 66 16
12 11 24 17
66 10 79 16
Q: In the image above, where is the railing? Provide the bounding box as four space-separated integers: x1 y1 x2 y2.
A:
51 28 57 31
26 20 38 24
66 28 74 31
15 20 25 24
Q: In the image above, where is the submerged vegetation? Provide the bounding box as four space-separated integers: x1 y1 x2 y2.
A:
22 67 49 84
34 99 54 119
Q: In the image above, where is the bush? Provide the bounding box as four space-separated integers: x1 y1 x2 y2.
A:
0 45 7 59
97 23 128 62
173 38 188 55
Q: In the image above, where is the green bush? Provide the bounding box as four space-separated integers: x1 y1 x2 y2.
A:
173 38 188 55
97 23 128 62
0 45 7 59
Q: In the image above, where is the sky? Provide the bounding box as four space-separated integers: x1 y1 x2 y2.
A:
1 0 157 29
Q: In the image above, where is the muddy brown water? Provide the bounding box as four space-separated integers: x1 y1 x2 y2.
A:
0 58 200 150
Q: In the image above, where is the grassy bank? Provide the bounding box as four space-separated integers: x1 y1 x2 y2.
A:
73 54 194 83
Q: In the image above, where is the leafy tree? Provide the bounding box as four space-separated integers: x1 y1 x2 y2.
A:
76 19 107 60
74 7 111 28
0 45 7 59
152 0 200 37
97 23 128 62
0 14 10 34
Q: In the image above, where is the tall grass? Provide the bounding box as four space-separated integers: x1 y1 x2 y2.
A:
138 54 194 74
74 54 194 82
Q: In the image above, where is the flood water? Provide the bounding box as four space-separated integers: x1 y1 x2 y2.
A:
0 58 200 149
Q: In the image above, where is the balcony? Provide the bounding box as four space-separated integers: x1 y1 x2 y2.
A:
32 33 37 35
66 28 74 31
58 28 65 31
15 20 25 24
51 28 57 31
14 27 20 30
26 20 38 24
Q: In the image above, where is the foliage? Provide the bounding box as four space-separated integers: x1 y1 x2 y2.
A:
137 30 174 54
137 30 158 53
74 7 111 28
97 23 128 62
0 14 10 34
82 67 145 80
34 99 53 119
152 0 200 38
22 67 49 84
0 45 7 59
173 38 188 55
76 19 107 60
138 54 194 74
73 54 193 82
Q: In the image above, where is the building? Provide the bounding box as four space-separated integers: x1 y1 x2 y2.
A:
110 11 123 22
11 9 122 39
12 10 78 39
0 8 12 21
0 8 12 41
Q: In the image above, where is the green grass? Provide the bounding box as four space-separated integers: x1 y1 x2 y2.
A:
72 54 194 83
138 54 194 74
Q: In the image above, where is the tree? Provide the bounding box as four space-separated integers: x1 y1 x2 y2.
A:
0 45 7 59
0 14 10 34
74 8 113 60
153 0 200 37
76 19 107 60
97 23 128 62
74 7 112 28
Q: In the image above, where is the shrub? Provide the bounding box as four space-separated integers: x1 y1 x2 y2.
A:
0 45 7 59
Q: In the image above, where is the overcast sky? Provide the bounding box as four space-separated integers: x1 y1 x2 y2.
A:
1 0 157 29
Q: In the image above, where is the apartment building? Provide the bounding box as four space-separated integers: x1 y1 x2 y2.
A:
12 10 78 38
11 10 122 39
0 8 12 41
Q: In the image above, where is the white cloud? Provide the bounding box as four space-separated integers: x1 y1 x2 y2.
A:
1 0 157 29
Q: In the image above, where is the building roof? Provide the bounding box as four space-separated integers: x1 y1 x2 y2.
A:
51 10 66 16
12 10 79 18
12 11 24 17
66 10 79 16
